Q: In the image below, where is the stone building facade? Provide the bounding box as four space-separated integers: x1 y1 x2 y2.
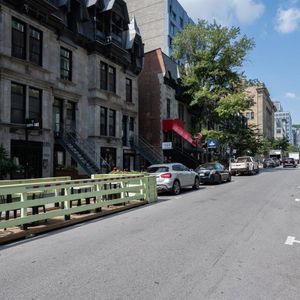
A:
0 0 143 178
244 84 276 140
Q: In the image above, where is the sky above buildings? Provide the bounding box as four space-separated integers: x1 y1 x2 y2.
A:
179 0 300 124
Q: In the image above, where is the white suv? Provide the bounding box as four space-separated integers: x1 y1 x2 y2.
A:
147 163 200 195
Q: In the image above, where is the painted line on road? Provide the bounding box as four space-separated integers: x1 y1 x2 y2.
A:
285 236 300 246
295 198 300 202
174 195 183 199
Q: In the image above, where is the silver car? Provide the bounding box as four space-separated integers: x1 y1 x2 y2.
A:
147 163 200 195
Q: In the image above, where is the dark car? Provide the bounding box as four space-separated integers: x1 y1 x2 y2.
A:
283 157 297 168
195 162 231 184
271 157 280 167
263 158 276 168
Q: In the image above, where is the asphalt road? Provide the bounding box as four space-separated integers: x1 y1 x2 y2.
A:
1 167 300 300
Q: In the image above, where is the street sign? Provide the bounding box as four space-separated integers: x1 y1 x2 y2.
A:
207 140 217 148
162 142 173 150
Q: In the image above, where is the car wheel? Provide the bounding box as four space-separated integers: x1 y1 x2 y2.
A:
172 180 181 195
193 177 200 190
256 168 260 174
227 175 231 182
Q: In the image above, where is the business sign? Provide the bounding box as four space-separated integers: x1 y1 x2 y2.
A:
162 142 173 150
207 140 217 149
26 118 40 129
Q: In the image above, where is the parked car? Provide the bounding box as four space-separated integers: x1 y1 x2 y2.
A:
283 157 297 168
230 156 259 175
147 163 200 195
195 162 231 184
271 157 281 167
263 158 276 168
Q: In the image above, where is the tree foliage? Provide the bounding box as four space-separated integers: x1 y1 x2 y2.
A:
0 144 17 179
172 20 256 156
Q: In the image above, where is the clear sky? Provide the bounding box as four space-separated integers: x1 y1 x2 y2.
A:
179 0 300 124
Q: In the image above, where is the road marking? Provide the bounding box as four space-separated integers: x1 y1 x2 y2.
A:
285 236 300 246
295 199 300 202
175 195 183 199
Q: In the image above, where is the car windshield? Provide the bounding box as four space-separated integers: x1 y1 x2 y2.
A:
236 157 251 163
196 163 216 171
147 166 169 173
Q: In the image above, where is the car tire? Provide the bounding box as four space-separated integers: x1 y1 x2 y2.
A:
227 175 231 182
193 177 200 190
172 180 181 195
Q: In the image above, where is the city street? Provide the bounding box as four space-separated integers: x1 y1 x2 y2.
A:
1 167 300 299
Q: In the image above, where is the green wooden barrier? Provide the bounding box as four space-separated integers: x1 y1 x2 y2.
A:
0 176 71 186
0 174 157 230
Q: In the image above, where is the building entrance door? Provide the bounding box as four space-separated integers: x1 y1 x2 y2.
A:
11 140 43 179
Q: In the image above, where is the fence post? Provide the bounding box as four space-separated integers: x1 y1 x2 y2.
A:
64 187 71 220
146 176 157 203
20 192 28 230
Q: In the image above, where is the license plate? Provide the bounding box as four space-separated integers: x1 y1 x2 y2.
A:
200 173 205 177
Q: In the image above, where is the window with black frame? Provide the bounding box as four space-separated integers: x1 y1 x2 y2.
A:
100 62 108 90
29 87 42 123
100 106 108 136
109 109 116 136
11 83 26 124
29 27 42 65
12 18 26 60
108 66 116 92
60 47 72 81
126 78 132 102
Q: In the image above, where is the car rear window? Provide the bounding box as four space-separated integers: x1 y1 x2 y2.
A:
147 166 169 173
236 157 251 163
196 163 216 171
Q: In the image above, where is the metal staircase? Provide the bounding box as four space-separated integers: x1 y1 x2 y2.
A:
132 135 162 165
56 129 110 176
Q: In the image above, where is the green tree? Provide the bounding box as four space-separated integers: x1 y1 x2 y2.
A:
0 144 17 179
172 20 256 156
257 138 272 156
271 138 289 152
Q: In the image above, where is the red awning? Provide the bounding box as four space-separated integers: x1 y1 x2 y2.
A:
163 119 197 147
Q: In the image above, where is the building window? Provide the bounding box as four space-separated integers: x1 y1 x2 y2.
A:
180 17 184 28
12 18 26 60
29 27 42 65
169 36 173 48
172 11 176 20
126 78 132 102
108 66 116 92
100 106 108 136
111 12 123 43
100 62 108 90
246 112 254 120
29 87 42 121
11 83 26 124
170 22 176 35
60 47 72 81
178 103 184 121
109 109 116 136
129 117 134 131
167 99 171 119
